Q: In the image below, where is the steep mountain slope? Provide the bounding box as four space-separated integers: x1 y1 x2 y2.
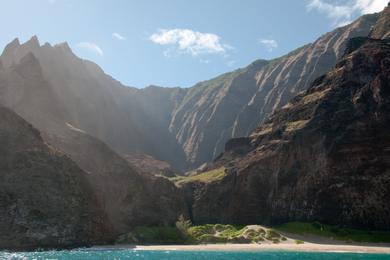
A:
0 7 387 172
0 37 187 168
43 124 187 234
169 12 381 168
0 105 109 250
0 54 187 236
180 38 390 230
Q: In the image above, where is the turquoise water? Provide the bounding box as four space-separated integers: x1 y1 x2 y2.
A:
1 249 390 260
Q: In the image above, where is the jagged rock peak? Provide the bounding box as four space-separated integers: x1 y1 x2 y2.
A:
1 38 20 55
54 42 72 52
24 35 40 48
8 38 20 47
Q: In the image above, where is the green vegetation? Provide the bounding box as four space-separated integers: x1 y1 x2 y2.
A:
275 222 390 243
188 224 286 244
301 88 330 105
172 167 227 186
116 222 287 245
116 221 390 245
285 120 309 132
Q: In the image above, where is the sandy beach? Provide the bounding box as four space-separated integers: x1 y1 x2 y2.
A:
95 242 390 254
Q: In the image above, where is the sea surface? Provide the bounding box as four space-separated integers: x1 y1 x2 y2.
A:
1 248 390 260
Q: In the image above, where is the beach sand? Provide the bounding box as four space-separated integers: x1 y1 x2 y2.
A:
95 242 390 254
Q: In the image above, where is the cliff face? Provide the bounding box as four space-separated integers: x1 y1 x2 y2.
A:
0 105 110 250
182 38 390 230
169 12 380 168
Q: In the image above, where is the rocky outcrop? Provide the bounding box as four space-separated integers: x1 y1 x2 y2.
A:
182 38 390 230
0 105 110 250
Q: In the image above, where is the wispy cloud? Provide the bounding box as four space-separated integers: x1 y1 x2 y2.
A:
259 38 278 52
307 0 388 27
150 28 231 56
112 32 126 41
77 42 104 56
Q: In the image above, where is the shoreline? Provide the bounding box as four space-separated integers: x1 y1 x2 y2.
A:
94 242 390 254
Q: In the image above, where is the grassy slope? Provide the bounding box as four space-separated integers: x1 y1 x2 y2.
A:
170 167 226 186
275 222 390 243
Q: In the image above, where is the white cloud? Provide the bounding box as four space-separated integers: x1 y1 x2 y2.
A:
77 42 104 56
259 38 278 52
355 0 389 13
150 29 231 56
112 32 126 41
307 0 388 27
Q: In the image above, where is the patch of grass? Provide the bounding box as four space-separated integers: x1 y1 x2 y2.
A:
174 167 226 186
285 120 309 132
250 123 273 138
275 222 390 243
301 88 330 105
295 240 305 244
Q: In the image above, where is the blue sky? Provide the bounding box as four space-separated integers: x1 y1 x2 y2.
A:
0 0 387 87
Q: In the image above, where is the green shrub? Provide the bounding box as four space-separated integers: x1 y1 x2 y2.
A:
295 240 305 244
188 224 216 238
265 229 281 240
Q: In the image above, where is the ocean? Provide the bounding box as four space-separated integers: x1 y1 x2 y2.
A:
1 249 390 260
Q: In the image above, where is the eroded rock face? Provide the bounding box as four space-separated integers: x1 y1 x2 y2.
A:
184 38 390 230
169 12 381 168
0 105 110 250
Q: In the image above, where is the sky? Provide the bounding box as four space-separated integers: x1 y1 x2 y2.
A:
0 0 387 88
